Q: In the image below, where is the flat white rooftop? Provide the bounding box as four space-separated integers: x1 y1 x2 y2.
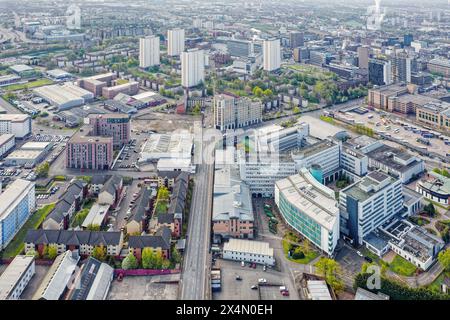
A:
0 179 34 221
132 91 157 100
0 134 15 145
307 280 332 300
34 83 92 106
0 114 30 122
21 141 51 150
298 115 347 140
0 255 35 300
275 168 338 230
142 132 193 159
82 203 110 228
223 238 274 257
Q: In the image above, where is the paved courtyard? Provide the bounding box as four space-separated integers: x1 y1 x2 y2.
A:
212 259 298 300
107 274 180 300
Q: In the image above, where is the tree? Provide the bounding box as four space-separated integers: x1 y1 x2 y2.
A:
72 209 89 227
315 258 345 293
3 91 17 101
438 249 450 272
171 247 182 264
252 86 263 98
157 186 170 201
92 245 107 262
292 246 305 259
35 161 50 178
153 251 164 269
162 259 171 269
263 88 273 97
127 58 139 68
301 238 311 254
122 253 139 270
47 244 58 259
142 248 156 269
423 203 436 217
25 248 38 258
87 224 101 231
293 106 301 114
191 103 201 115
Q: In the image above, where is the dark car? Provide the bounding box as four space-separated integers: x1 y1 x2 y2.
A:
364 256 373 263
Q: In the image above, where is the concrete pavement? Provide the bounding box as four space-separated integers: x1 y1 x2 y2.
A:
179 161 214 300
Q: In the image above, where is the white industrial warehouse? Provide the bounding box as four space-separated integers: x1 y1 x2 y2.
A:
33 83 93 110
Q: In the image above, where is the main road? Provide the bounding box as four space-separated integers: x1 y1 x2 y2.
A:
179 158 214 299
179 109 215 300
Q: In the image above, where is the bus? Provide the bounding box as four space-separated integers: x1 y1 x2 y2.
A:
417 138 431 146
422 133 434 139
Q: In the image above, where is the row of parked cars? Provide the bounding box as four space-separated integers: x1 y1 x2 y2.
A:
0 168 20 176
34 133 69 143
117 139 139 169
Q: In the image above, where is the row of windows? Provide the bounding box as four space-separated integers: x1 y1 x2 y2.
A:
278 194 322 246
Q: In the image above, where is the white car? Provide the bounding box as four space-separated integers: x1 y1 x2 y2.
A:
356 251 363 257
258 278 267 284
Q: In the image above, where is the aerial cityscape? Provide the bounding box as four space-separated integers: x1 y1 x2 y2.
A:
0 0 450 305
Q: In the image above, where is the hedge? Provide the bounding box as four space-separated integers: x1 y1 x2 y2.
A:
354 272 450 300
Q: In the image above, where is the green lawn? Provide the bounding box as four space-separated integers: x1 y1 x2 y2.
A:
282 236 319 264
71 208 90 228
389 255 418 277
2 78 53 91
320 115 335 124
427 271 450 293
116 79 129 85
83 198 95 210
285 64 336 81
155 200 169 216
1 203 55 258
409 216 430 226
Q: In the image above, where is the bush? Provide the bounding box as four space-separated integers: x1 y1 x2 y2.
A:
35 162 50 178
122 253 138 270
122 176 133 185
292 248 305 260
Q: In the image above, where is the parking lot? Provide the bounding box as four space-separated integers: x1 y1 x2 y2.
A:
114 138 143 170
107 274 179 300
33 133 70 143
334 242 366 288
36 180 70 205
113 179 141 230
213 259 298 300
20 265 51 300
341 109 450 158
0 264 50 300
0 167 22 177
